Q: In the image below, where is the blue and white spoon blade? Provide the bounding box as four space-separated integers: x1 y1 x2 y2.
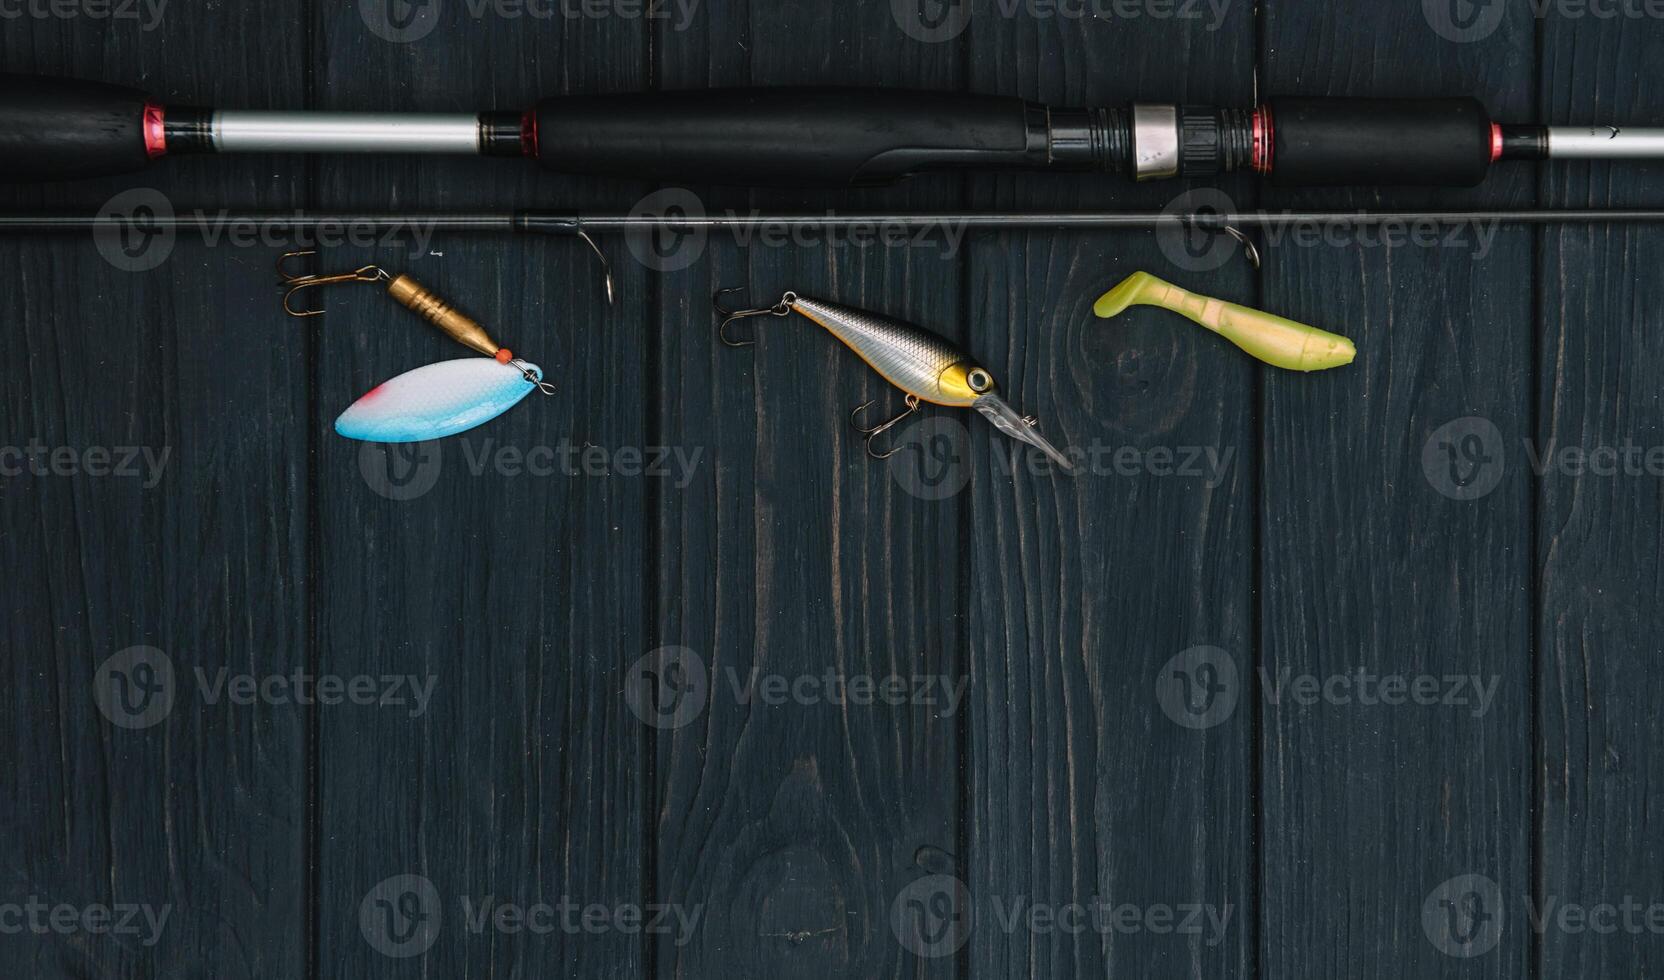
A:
335 358 543 443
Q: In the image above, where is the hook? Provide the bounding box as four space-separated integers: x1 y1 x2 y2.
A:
277 250 390 317
714 288 797 348
1222 225 1263 271
575 229 616 307
849 394 921 460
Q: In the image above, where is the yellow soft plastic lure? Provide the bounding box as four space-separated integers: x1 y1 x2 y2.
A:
718 290 1072 469
1095 271 1356 372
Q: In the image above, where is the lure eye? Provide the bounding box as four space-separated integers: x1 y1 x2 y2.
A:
967 368 993 393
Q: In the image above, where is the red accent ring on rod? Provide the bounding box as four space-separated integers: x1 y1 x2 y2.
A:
143 103 168 159
1490 123 1504 162
521 109 539 158
1251 106 1274 174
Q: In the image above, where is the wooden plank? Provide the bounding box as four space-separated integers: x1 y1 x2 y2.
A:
962 3 1256 977
650 7 965 978
0 13 309 980
307 9 650 978
1537 21 1664 978
1258 5 1535 976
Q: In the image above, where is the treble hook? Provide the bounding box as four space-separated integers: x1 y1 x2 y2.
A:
849 394 921 460
714 288 797 347
277 250 390 317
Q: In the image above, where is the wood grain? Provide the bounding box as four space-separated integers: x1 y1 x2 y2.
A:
961 2 1256 977
305 7 650 978
650 6 967 977
0 12 310 979
1258 3 1536 977
1537 21 1664 978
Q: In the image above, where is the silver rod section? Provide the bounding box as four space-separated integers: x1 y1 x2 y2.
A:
211 112 483 154
1546 127 1664 159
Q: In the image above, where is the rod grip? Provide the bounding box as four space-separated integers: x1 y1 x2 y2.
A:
531 88 1054 185
0 74 160 181
1267 96 1495 186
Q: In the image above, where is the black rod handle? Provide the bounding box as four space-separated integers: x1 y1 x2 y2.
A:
529 88 1121 185
0 74 161 181
1266 96 1497 186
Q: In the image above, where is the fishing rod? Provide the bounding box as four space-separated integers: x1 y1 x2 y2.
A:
5 73 1664 188
8 208 1664 301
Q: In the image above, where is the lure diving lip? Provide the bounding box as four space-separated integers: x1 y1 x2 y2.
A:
335 358 545 443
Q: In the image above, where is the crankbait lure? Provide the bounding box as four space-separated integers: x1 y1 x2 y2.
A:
716 290 1072 470
1094 271 1356 372
278 251 555 442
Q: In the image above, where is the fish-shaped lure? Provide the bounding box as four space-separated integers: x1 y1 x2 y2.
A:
719 291 1072 469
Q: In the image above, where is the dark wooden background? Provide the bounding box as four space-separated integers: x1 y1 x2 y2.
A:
2 0 1661 977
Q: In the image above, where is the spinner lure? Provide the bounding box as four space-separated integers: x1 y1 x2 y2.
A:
278 252 555 443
